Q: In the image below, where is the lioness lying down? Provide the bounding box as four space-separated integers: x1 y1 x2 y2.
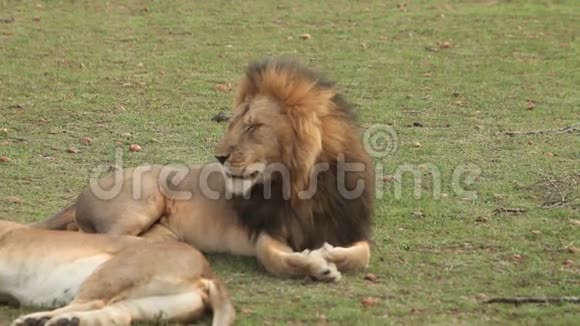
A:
0 220 234 326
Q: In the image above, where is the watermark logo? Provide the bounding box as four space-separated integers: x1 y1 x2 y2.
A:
364 124 398 157
86 124 481 202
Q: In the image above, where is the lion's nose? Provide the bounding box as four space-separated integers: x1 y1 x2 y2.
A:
215 154 230 165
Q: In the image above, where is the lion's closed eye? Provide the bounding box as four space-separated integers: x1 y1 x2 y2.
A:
245 123 263 133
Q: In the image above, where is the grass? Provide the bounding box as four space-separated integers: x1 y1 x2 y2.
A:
1 0 579 324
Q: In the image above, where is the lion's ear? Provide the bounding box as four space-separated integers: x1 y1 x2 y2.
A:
234 77 254 109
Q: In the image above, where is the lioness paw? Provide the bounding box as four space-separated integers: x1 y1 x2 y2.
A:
46 317 80 326
11 314 50 326
46 317 81 326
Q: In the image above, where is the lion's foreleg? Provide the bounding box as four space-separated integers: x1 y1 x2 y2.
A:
255 233 341 282
309 241 371 272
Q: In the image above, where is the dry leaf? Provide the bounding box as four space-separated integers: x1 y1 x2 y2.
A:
215 82 232 92
526 100 535 110
527 139 534 145
361 297 380 307
6 196 21 204
33 16 41 22
510 254 523 263
439 41 452 48
121 132 132 138
545 152 554 157
0 156 10 163
299 33 312 40
0 128 7 133
129 144 142 152
413 142 421 148
382 175 395 183
566 245 580 254
364 273 378 282
411 210 424 219
422 72 432 77
475 293 489 302
80 136 93 145
475 216 488 223
570 219 580 226
562 259 574 267
531 230 541 235
66 146 80 154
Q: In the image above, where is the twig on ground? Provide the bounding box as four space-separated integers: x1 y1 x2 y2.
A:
505 123 580 136
484 296 580 305
0 17 15 23
493 207 526 215
539 198 578 209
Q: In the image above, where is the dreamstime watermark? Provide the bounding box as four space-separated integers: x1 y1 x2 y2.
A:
87 124 482 202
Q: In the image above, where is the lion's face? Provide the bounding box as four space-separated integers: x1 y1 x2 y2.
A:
215 95 293 195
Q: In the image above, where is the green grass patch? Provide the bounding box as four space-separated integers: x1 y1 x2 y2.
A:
1 0 579 324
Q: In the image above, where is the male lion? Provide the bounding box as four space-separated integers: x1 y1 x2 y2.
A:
0 219 234 326
37 58 374 282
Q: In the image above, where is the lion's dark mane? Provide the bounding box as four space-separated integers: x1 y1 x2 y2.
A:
232 58 374 251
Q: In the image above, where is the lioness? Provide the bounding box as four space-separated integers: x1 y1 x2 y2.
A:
0 219 234 326
38 58 374 282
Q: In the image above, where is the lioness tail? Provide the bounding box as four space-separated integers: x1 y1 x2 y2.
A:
30 203 77 230
207 279 235 326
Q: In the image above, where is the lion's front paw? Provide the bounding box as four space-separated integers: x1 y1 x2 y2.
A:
308 242 334 261
307 255 341 282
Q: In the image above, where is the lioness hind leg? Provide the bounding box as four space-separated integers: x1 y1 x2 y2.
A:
42 290 210 326
10 300 105 326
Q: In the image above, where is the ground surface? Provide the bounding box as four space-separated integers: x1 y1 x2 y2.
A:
1 0 579 325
